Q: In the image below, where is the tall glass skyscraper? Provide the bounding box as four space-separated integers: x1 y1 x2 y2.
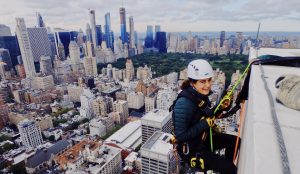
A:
119 7 127 44
105 13 113 49
96 25 102 46
154 25 161 40
0 36 20 66
89 9 98 48
145 25 154 48
155 32 167 53
220 31 226 47
129 16 136 49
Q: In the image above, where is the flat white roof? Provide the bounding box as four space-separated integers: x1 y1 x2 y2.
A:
238 65 300 174
106 120 141 149
141 131 173 156
141 109 170 123
125 152 138 163
249 47 300 61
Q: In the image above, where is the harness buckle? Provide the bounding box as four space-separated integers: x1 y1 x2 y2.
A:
198 100 205 108
190 153 205 170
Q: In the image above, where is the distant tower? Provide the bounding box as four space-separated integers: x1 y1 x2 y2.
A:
220 31 225 47
18 119 43 148
155 32 167 53
0 24 12 36
77 29 84 45
89 9 98 48
154 25 161 40
96 25 102 46
36 12 45 27
15 18 36 78
119 7 127 44
69 41 80 64
145 25 154 48
86 23 92 42
57 42 65 60
0 49 13 70
105 13 113 49
40 55 53 75
129 16 135 49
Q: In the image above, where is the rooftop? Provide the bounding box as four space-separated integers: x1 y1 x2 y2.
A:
141 131 173 156
141 109 170 123
55 140 101 168
26 140 70 168
106 120 141 149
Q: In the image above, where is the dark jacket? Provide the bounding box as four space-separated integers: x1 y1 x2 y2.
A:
173 86 211 150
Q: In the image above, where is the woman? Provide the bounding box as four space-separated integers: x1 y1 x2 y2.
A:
173 59 239 174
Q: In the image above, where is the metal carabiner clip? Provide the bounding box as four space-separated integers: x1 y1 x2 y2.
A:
182 142 189 155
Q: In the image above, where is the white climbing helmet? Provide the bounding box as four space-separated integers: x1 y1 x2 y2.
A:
187 59 213 80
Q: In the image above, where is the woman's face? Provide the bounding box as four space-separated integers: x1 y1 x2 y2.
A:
192 77 212 95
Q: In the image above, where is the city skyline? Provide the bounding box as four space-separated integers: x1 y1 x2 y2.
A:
1 0 300 33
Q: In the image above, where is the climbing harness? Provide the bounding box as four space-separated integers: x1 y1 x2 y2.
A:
190 153 205 170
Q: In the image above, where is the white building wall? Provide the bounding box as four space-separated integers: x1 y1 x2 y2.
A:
15 18 36 77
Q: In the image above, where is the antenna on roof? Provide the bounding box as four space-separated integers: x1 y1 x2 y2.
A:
255 22 261 48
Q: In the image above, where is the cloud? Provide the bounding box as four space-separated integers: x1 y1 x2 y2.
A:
1 0 300 33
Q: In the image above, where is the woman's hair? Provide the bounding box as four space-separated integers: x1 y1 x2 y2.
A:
180 78 197 90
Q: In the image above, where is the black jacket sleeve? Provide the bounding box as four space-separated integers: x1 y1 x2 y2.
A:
173 97 210 143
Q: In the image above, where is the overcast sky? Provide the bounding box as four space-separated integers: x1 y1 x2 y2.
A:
1 0 300 34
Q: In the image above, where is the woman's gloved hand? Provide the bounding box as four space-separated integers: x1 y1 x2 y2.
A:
212 124 222 133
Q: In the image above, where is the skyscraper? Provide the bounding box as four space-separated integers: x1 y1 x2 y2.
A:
96 25 102 46
134 31 138 47
89 9 98 48
154 25 161 40
86 23 92 42
220 31 225 47
27 27 52 62
69 41 80 64
15 18 36 77
145 25 153 48
0 24 12 36
155 32 167 53
129 16 135 49
0 49 13 70
104 13 114 49
119 7 127 44
0 36 20 66
36 12 45 27
155 25 161 33
77 29 84 45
